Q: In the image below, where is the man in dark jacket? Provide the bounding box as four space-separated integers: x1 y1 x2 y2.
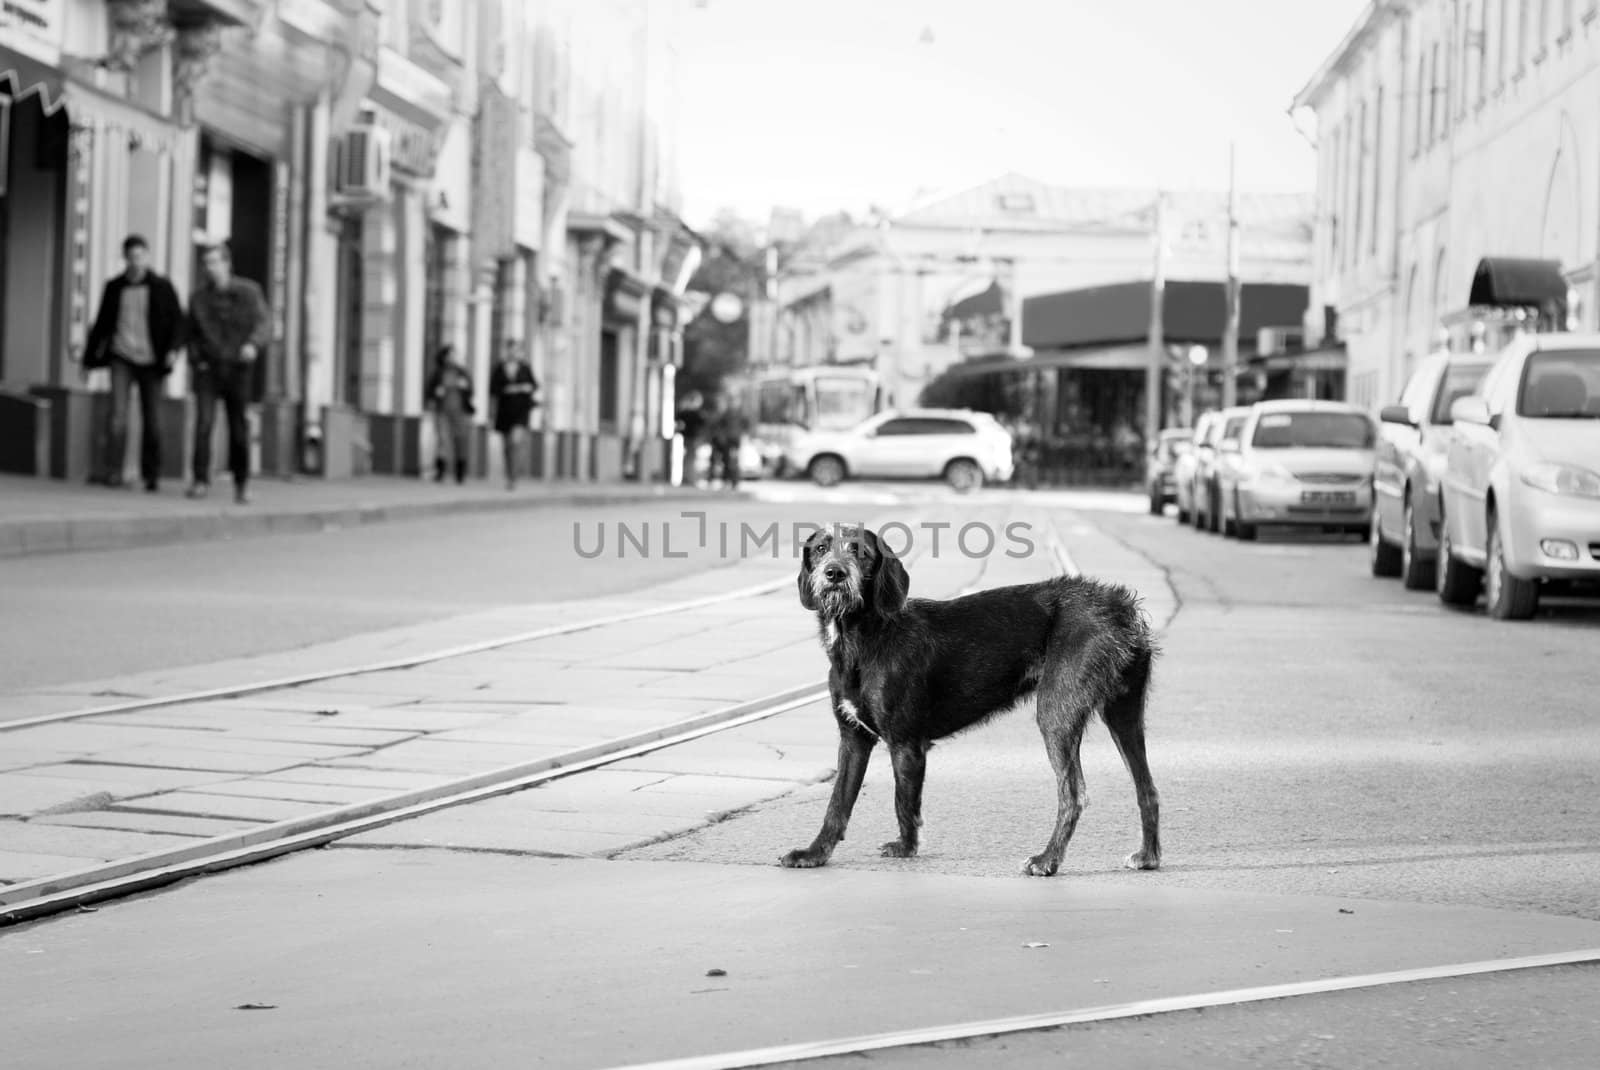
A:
187 241 271 504
85 234 185 491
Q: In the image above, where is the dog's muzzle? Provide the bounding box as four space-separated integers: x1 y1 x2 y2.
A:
810 558 863 616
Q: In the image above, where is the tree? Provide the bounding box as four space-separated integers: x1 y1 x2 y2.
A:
680 211 763 401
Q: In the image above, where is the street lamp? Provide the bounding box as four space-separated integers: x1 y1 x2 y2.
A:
1186 345 1207 428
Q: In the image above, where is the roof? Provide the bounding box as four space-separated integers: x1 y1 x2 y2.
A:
1292 2 1405 112
1021 280 1310 350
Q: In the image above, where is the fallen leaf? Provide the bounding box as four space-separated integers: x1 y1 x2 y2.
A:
1338 908 1355 915
234 1004 277 1011
1022 942 1050 949
705 968 726 977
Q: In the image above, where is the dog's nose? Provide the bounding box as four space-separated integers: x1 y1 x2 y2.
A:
823 564 845 584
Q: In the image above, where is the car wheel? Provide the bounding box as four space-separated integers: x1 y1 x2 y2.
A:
1369 510 1401 577
945 458 984 493
1207 485 1221 533
1222 491 1238 537
1191 489 1205 529
1484 507 1540 621
1149 486 1163 515
1434 502 1482 607
1176 503 1191 524
1399 497 1435 591
808 455 846 488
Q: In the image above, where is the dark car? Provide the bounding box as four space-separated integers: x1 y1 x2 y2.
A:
1146 428 1194 514
1369 351 1496 588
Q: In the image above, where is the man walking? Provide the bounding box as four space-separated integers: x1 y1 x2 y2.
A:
187 241 270 504
425 344 475 484
85 234 185 491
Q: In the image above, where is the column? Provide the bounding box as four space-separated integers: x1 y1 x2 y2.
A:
358 197 398 413
392 181 427 417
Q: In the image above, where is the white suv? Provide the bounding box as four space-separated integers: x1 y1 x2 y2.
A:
786 409 1015 492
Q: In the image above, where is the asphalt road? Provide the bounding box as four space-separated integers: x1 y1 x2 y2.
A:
626 500 1600 921
0 494 815 693
4 482 1599 1069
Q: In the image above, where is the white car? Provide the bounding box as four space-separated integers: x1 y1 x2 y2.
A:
1216 400 1379 541
786 409 1014 492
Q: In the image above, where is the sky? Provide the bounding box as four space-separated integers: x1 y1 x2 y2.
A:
674 0 1370 227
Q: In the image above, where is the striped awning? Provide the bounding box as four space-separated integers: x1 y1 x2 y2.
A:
1 52 66 115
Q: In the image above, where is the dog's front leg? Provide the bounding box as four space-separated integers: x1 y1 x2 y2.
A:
779 725 875 869
879 740 926 858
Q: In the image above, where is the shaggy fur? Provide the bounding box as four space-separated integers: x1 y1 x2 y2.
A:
780 525 1162 877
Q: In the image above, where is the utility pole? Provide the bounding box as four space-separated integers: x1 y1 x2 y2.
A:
1145 190 1166 447
1221 143 1241 408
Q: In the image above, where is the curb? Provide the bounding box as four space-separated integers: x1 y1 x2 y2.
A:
0 681 830 927
0 486 744 560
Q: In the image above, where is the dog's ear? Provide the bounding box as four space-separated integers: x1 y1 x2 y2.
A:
866 529 909 616
797 528 823 611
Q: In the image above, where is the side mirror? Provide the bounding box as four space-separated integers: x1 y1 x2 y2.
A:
1379 404 1416 427
1450 397 1492 426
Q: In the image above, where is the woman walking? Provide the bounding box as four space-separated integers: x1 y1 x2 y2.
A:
424 345 475 484
488 340 539 490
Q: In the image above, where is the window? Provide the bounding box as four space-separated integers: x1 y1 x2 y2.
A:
812 377 877 429
1355 103 1368 263
1430 361 1494 423
1369 89 1382 258
1429 43 1442 142
1250 411 1376 449
1221 415 1248 441
1517 350 1600 416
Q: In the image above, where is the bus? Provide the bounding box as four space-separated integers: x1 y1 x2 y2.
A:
725 364 885 477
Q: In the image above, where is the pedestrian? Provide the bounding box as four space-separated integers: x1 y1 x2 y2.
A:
424 345 475 484
675 390 706 485
708 394 748 490
84 234 186 492
186 240 271 504
488 340 539 490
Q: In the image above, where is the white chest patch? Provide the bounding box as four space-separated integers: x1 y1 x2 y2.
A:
824 621 839 651
838 698 877 737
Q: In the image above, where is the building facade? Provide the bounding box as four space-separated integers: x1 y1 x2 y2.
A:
1294 0 1600 412
0 0 697 485
771 174 1314 411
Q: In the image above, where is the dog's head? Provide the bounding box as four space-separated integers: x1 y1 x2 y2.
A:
797 525 909 620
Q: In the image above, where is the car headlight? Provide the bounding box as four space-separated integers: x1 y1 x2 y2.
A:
1519 462 1600 499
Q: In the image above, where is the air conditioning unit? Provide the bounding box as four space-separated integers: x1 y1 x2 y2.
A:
330 120 392 204
1257 326 1306 357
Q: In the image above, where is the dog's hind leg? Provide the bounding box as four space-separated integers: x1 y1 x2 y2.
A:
780 725 876 869
880 740 927 858
1103 646 1161 871
1024 677 1093 878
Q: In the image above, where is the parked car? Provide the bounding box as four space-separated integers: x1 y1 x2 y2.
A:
785 408 1015 492
1435 333 1600 619
1217 400 1378 541
1369 352 1495 587
1146 428 1194 514
1193 406 1252 533
1173 412 1219 524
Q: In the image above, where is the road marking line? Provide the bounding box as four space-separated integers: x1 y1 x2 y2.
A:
605 946 1600 1070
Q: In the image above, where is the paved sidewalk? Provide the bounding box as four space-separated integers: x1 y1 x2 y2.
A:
0 503 1041 896
0 473 735 559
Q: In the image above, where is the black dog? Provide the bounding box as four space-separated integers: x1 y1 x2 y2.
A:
780 525 1161 877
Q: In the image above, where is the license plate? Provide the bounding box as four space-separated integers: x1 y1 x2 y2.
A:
1301 490 1356 505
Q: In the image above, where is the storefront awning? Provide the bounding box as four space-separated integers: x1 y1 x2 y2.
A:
1022 279 1309 350
1 54 67 116
1254 345 1347 373
1466 257 1567 309
935 343 1156 379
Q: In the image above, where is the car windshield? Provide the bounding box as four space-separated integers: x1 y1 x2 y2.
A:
1431 363 1492 424
1251 411 1374 449
1517 350 1600 418
1221 416 1246 440
812 378 878 429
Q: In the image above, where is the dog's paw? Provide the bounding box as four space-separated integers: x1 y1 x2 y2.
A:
1021 853 1059 877
1124 849 1161 871
779 847 829 869
879 840 917 858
